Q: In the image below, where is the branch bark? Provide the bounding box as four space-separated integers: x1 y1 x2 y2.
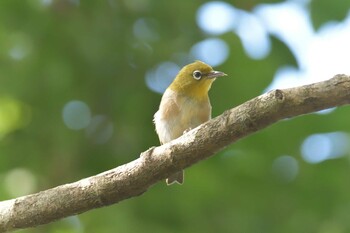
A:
1 74 350 232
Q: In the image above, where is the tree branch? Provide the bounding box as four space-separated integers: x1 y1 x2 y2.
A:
1 74 350 232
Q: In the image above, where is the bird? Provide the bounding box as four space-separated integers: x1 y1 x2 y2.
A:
153 60 227 185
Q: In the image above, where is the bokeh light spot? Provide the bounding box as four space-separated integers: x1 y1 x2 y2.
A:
63 216 84 232
7 33 33 61
4 168 37 197
272 155 299 183
190 38 229 66
264 66 303 92
145 62 180 94
301 132 350 163
9 46 27 60
259 2 350 93
62 100 91 130
197 1 237 35
255 2 313 66
234 11 271 59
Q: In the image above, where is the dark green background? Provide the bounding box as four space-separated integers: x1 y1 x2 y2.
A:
1 0 350 232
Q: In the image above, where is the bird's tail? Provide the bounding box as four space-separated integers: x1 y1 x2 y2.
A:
166 170 184 185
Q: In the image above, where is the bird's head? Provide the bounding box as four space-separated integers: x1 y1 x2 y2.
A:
169 60 227 99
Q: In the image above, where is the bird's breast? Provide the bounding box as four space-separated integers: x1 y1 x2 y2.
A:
154 89 212 144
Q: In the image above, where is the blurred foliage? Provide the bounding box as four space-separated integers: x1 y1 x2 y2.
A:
0 0 350 233
310 0 350 29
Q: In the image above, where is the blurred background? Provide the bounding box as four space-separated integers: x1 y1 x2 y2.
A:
1 0 350 232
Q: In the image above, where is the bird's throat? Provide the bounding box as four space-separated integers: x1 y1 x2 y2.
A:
169 80 213 101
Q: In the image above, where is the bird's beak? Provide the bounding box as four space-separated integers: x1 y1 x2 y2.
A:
205 70 227 79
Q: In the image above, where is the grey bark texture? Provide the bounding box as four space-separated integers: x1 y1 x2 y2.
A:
0 74 350 232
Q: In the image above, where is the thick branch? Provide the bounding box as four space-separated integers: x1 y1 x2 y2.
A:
1 74 350 232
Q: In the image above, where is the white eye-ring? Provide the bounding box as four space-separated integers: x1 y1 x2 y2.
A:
192 70 202 80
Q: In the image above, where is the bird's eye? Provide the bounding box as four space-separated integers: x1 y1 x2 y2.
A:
192 70 202 80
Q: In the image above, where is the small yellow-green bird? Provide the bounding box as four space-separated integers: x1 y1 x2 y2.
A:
154 60 227 185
